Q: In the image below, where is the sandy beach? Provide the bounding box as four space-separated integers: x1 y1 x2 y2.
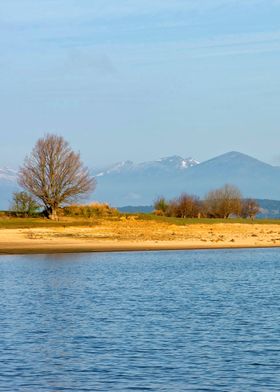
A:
1 217 280 254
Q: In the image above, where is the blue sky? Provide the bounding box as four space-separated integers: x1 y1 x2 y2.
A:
1 0 280 167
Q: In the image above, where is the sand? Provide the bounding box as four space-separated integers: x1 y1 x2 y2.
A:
0 217 280 254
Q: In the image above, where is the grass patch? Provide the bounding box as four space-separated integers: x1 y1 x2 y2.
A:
0 213 280 230
0 217 103 229
133 213 280 225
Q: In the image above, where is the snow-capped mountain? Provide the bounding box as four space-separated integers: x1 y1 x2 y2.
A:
92 152 280 206
93 156 199 177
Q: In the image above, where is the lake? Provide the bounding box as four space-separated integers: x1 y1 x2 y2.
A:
1 249 280 391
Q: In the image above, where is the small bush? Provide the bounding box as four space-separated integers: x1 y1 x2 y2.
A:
154 197 169 214
10 191 40 217
63 203 119 218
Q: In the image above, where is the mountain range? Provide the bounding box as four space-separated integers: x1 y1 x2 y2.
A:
91 151 280 206
1 151 280 209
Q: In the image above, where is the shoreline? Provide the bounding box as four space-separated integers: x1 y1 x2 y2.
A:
1 222 280 256
1 242 280 256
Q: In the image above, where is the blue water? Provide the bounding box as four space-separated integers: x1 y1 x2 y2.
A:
1 249 280 391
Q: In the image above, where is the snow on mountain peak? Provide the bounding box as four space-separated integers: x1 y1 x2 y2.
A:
181 158 200 168
93 156 199 177
94 160 134 176
158 156 199 169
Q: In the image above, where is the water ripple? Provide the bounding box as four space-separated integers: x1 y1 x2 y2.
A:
0 249 280 391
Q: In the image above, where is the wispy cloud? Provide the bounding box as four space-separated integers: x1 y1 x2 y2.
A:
98 30 280 64
0 0 278 25
181 30 280 58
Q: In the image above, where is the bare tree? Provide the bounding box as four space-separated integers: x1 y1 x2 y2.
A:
241 198 260 219
167 193 200 218
204 184 242 218
18 134 95 219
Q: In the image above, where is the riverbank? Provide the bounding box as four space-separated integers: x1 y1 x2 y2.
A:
1 217 280 254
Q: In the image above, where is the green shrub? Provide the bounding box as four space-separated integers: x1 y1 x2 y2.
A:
10 191 40 217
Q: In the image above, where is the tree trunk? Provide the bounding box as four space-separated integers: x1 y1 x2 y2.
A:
48 207 58 220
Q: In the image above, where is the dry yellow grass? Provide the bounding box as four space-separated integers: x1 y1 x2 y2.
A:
0 215 280 254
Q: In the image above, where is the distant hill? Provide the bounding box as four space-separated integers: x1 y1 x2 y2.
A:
118 206 154 214
257 199 280 218
181 152 280 201
1 152 280 209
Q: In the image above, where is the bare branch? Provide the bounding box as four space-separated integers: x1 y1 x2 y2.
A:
18 134 96 219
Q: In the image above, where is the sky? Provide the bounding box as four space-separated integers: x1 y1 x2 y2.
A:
1 0 280 167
